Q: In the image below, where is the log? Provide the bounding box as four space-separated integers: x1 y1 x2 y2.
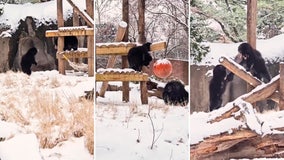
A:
98 21 127 98
209 105 240 123
191 129 284 159
242 76 279 104
219 56 279 103
219 56 262 87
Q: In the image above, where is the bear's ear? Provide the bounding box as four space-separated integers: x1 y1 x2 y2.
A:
143 42 152 50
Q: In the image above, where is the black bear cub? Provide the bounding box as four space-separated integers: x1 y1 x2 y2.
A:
127 42 153 72
209 65 233 111
238 42 271 83
163 80 189 106
20 47 38 75
54 36 78 51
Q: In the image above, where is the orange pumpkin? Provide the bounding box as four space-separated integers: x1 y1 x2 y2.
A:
153 59 172 78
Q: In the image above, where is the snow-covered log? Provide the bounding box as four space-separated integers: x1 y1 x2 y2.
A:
242 75 279 104
191 99 284 159
219 56 279 103
219 56 262 87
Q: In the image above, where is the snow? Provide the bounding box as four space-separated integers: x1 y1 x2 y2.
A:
195 34 284 65
0 0 85 32
0 134 42 160
0 70 94 160
119 21 127 28
96 81 189 160
154 59 172 65
97 68 136 73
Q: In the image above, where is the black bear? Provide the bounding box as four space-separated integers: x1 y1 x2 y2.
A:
238 42 271 83
238 43 275 112
127 42 153 72
163 80 189 106
54 36 78 51
20 47 37 75
209 65 232 111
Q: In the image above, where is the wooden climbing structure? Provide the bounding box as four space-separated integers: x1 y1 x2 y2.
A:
45 0 94 76
95 21 166 104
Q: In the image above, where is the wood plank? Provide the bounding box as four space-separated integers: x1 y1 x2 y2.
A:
96 41 166 56
96 73 148 82
46 28 94 37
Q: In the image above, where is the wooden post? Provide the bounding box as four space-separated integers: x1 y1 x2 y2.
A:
73 8 80 63
138 0 146 44
279 63 284 110
247 0 257 94
247 0 257 48
57 0 65 74
99 22 127 97
141 81 148 104
122 0 130 102
85 0 94 77
87 35 94 77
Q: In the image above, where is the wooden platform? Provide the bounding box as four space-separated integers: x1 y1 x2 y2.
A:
57 48 88 59
96 41 166 56
96 69 149 104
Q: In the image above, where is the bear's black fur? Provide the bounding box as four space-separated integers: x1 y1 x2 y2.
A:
238 43 275 112
163 80 188 106
127 42 153 71
209 65 232 111
20 47 37 75
54 36 78 51
238 42 271 83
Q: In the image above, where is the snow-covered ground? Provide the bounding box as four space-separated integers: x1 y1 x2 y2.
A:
0 70 94 160
96 81 189 160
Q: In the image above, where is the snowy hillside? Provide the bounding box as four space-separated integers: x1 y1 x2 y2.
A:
194 34 284 65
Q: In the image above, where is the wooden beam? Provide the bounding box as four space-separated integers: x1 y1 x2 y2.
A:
279 63 284 110
46 28 94 37
96 73 148 82
98 22 127 98
242 77 279 104
66 0 94 27
95 41 167 56
219 56 262 87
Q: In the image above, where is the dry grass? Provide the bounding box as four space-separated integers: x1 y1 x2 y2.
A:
0 73 94 155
